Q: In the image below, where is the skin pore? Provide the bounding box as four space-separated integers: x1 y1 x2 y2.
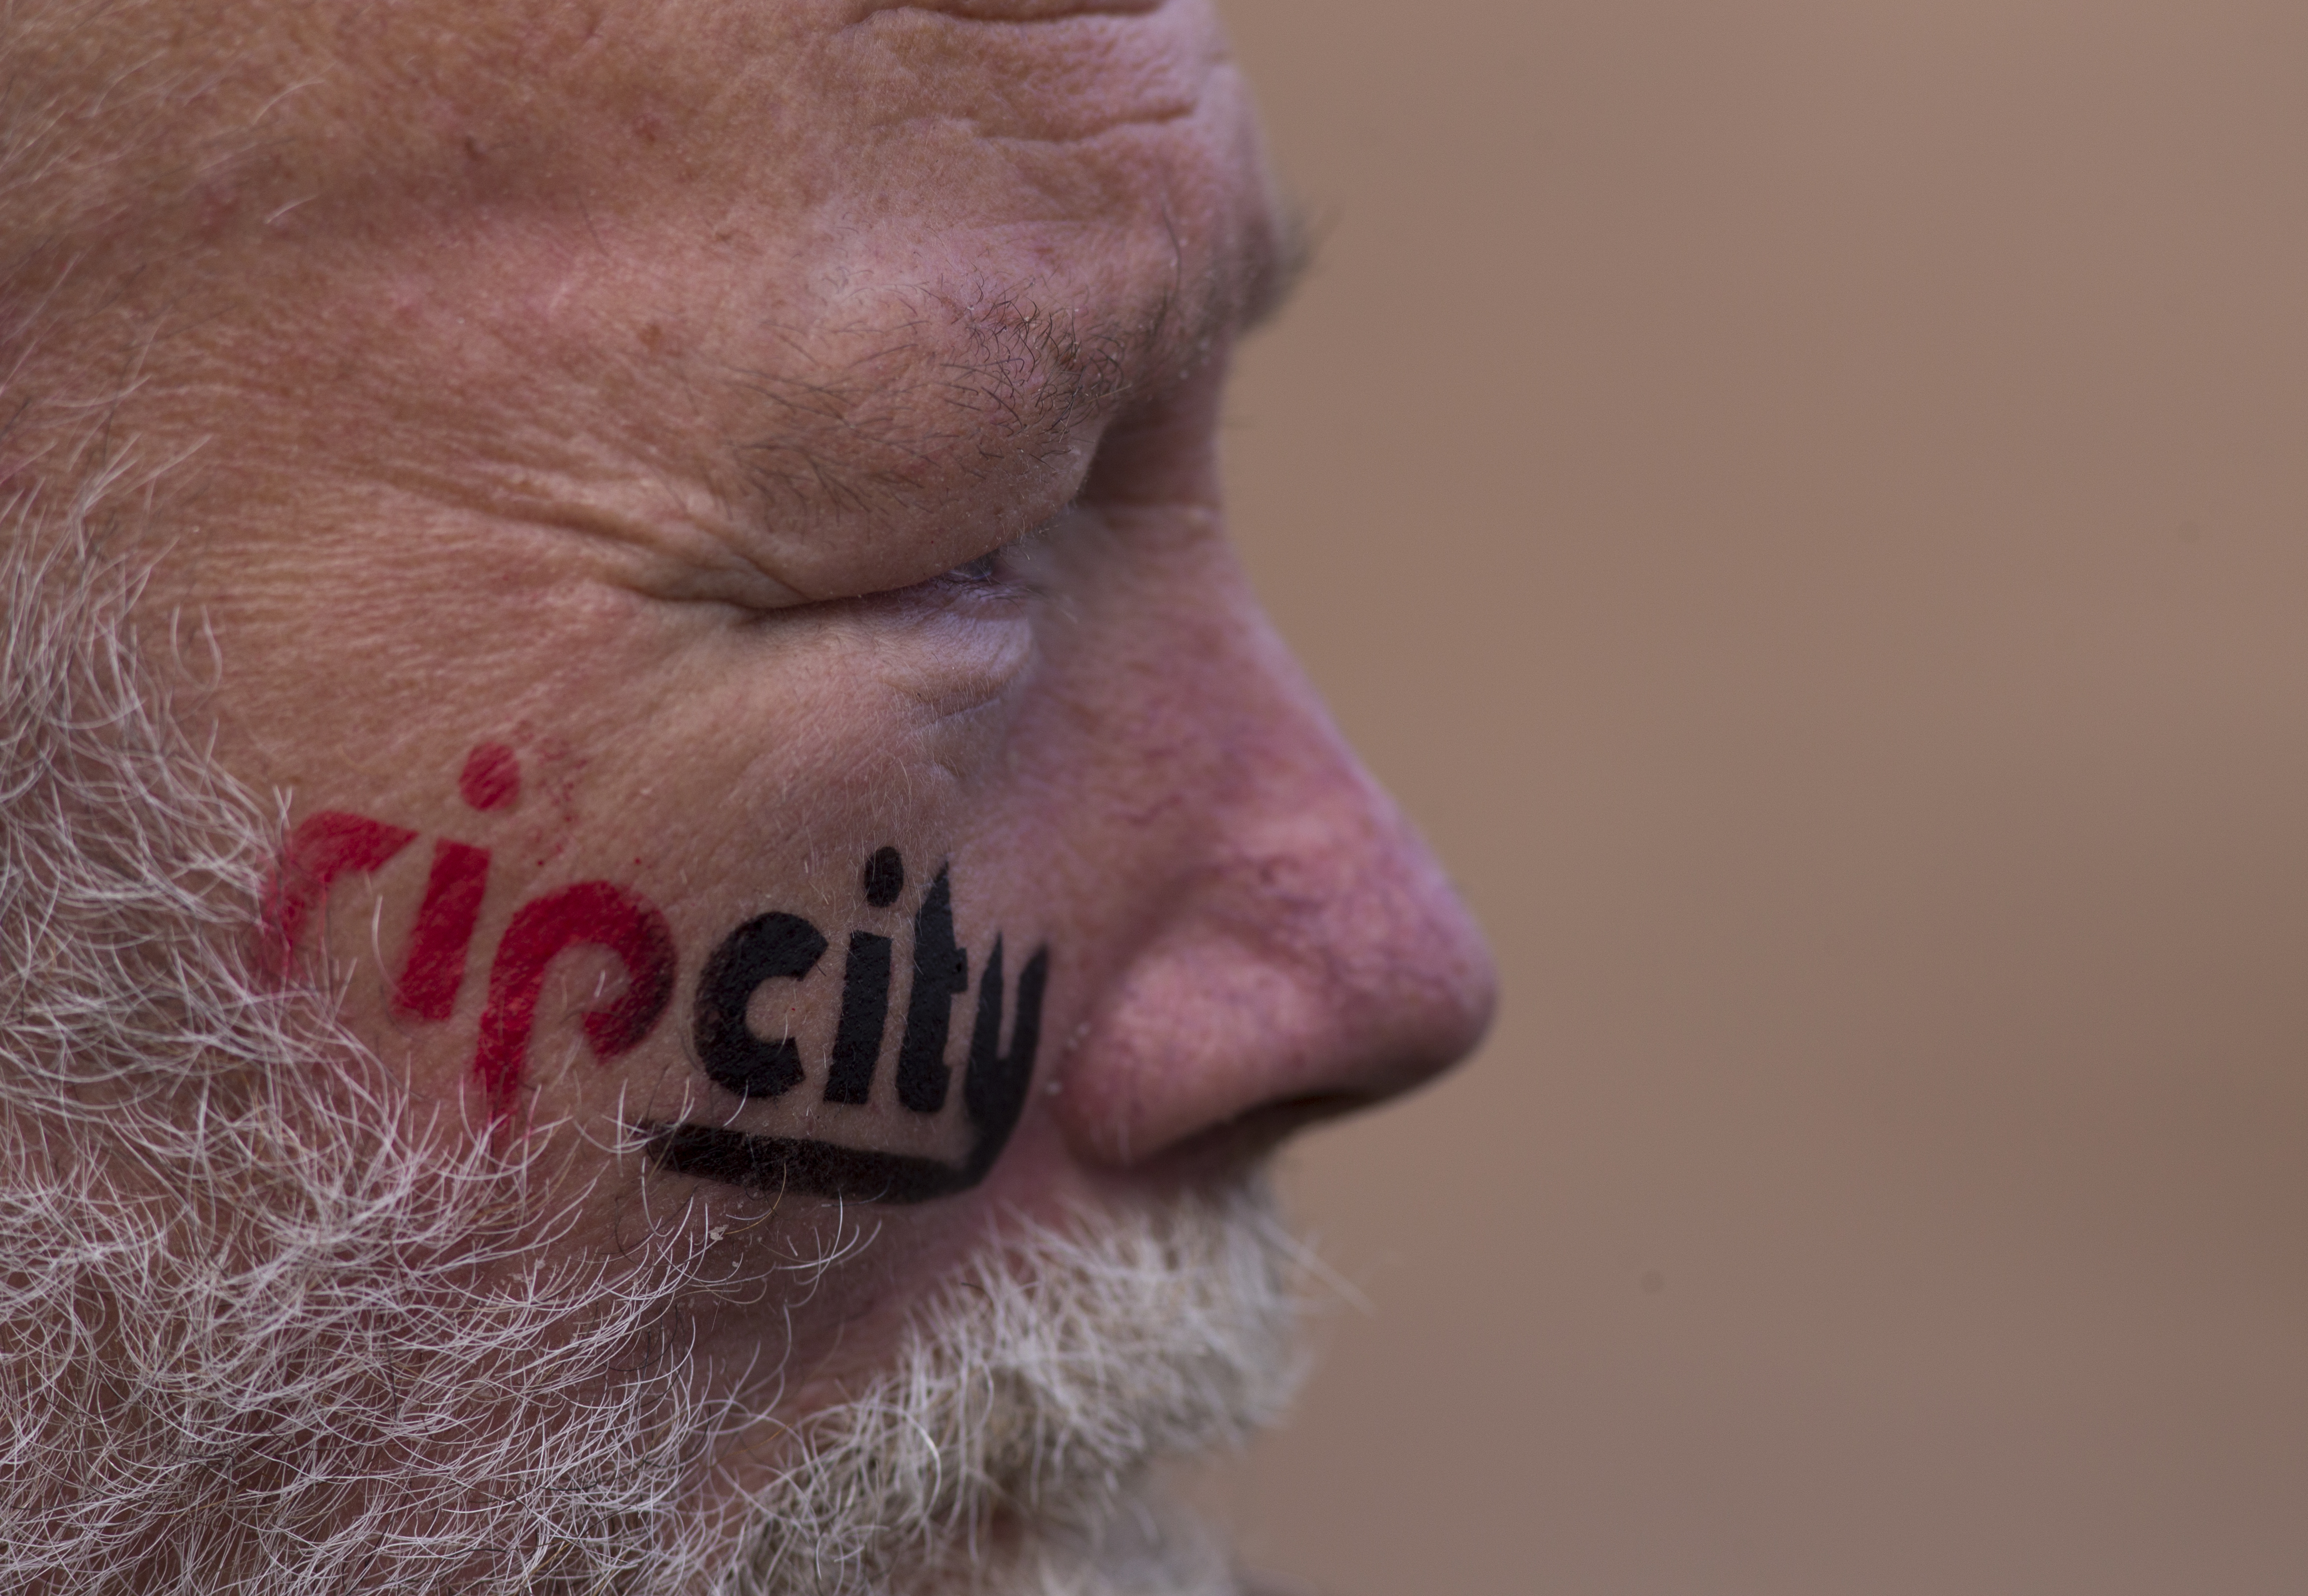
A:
0 1 1496 1589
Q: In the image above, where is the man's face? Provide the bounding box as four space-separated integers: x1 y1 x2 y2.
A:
1 1 1493 1589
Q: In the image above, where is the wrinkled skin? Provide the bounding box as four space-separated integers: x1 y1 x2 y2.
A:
2 0 1496 1547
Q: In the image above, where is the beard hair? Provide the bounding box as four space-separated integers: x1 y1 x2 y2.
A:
0 483 1306 1595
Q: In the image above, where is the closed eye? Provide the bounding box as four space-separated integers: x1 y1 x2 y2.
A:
902 510 1071 602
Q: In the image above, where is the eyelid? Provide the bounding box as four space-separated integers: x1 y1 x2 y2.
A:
915 508 1070 597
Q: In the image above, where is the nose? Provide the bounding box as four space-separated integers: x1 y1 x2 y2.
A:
1045 512 1499 1170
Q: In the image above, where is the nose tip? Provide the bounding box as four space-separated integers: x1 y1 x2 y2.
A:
1054 744 1499 1169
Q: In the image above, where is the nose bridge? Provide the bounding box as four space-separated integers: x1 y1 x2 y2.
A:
1052 528 1498 1169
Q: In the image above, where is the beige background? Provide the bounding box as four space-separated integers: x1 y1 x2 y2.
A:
1207 3 2308 1593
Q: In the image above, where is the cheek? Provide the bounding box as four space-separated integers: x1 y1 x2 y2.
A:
472 880 678 1117
623 610 1035 893
271 716 1061 1204
636 854 1052 1205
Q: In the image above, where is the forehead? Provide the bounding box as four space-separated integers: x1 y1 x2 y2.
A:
12 0 1284 570
22 2 1282 396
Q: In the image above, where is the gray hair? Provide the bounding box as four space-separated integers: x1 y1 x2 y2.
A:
0 482 1304 1595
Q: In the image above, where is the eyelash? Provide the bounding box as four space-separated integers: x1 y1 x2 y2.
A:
925 511 1067 597
943 551 1004 585
885 545 1028 615
881 497 1080 609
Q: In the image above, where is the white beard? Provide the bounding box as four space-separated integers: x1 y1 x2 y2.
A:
0 494 1305 1595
